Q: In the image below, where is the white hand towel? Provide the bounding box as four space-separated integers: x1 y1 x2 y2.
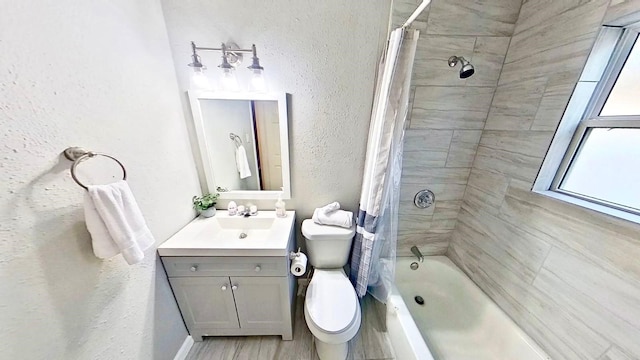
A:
84 180 155 265
312 208 353 228
235 145 252 179
320 201 340 214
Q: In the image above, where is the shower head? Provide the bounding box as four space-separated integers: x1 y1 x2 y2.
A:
448 56 475 79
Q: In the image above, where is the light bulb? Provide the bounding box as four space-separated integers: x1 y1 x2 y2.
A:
191 67 210 89
249 68 267 92
220 67 239 91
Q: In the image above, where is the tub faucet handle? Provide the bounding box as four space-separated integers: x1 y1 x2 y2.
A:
410 246 424 262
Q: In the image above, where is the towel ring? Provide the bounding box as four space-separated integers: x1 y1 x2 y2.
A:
63 147 127 190
229 133 243 148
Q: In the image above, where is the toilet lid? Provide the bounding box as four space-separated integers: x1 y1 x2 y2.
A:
306 270 358 334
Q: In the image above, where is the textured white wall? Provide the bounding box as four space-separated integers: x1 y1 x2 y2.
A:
160 0 391 221
0 1 201 359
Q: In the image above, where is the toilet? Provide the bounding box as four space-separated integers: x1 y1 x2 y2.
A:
301 219 361 360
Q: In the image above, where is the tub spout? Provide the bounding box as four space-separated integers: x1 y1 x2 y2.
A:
410 246 424 262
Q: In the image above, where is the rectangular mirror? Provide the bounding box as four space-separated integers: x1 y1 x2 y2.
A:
188 91 291 200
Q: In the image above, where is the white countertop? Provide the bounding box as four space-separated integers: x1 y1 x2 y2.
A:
158 210 296 257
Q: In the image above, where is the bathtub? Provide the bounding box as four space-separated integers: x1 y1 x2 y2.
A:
386 256 550 360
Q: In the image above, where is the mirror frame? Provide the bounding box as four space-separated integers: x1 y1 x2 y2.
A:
187 90 291 200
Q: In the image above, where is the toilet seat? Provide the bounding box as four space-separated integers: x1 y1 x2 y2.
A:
304 269 361 344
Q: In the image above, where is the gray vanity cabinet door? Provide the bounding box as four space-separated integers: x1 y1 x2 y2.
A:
169 277 239 330
231 276 290 330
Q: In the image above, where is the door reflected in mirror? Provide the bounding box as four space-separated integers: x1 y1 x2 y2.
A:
200 99 282 191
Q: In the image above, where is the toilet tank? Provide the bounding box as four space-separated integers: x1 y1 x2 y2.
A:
301 219 356 268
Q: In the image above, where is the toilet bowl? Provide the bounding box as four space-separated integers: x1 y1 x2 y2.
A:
304 269 361 359
301 219 360 360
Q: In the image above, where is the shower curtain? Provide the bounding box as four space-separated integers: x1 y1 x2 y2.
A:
350 28 419 301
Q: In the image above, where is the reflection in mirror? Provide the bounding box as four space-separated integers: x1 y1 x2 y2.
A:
188 91 290 200
200 99 282 191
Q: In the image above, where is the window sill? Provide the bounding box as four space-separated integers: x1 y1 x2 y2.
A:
534 190 640 225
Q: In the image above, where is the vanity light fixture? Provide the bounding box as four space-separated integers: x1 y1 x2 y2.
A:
219 43 239 92
247 44 266 92
188 41 267 92
188 42 210 89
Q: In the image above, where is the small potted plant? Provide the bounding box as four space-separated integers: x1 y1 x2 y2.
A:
192 193 219 218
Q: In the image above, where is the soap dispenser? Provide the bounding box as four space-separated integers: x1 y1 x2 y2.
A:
228 201 238 216
275 188 287 218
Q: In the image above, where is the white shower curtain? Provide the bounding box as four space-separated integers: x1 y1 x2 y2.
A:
350 28 419 300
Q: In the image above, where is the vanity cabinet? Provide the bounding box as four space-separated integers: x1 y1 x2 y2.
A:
169 276 240 330
162 255 295 341
158 210 297 342
232 276 291 330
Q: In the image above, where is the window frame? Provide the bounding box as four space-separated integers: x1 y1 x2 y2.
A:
534 23 640 223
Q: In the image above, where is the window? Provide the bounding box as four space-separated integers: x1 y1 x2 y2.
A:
535 24 640 222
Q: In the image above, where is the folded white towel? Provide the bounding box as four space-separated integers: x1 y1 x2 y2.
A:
320 201 340 214
312 208 353 228
84 180 155 265
235 145 252 179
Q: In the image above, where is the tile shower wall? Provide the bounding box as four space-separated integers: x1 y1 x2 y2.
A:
394 0 520 256
448 1 640 359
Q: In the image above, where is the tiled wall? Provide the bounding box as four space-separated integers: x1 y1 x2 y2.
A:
394 0 521 256
448 1 640 359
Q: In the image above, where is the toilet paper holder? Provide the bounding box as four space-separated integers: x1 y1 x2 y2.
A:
289 248 303 259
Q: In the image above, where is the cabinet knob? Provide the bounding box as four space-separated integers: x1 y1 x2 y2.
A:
254 265 261 272
190 265 198 272
221 285 227 291
231 285 238 290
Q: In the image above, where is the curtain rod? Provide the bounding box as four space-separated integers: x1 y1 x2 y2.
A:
401 0 431 29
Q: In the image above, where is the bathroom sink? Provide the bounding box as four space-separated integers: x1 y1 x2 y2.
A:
215 216 275 230
158 210 295 256
211 216 275 242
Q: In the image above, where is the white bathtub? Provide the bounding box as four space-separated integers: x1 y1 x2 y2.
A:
387 256 550 360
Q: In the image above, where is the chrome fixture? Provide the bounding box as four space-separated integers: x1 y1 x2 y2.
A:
410 246 424 263
448 55 475 79
402 0 432 29
63 147 127 190
246 44 266 92
414 189 435 209
410 262 419 270
236 203 258 217
188 41 267 92
289 248 303 260
229 132 243 148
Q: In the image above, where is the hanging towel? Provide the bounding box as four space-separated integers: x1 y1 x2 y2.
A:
84 180 155 265
235 145 252 179
312 208 353 228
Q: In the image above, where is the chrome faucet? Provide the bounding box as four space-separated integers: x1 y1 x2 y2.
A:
237 204 257 216
410 246 424 262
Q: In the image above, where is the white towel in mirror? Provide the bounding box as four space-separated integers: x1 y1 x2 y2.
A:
236 145 252 179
